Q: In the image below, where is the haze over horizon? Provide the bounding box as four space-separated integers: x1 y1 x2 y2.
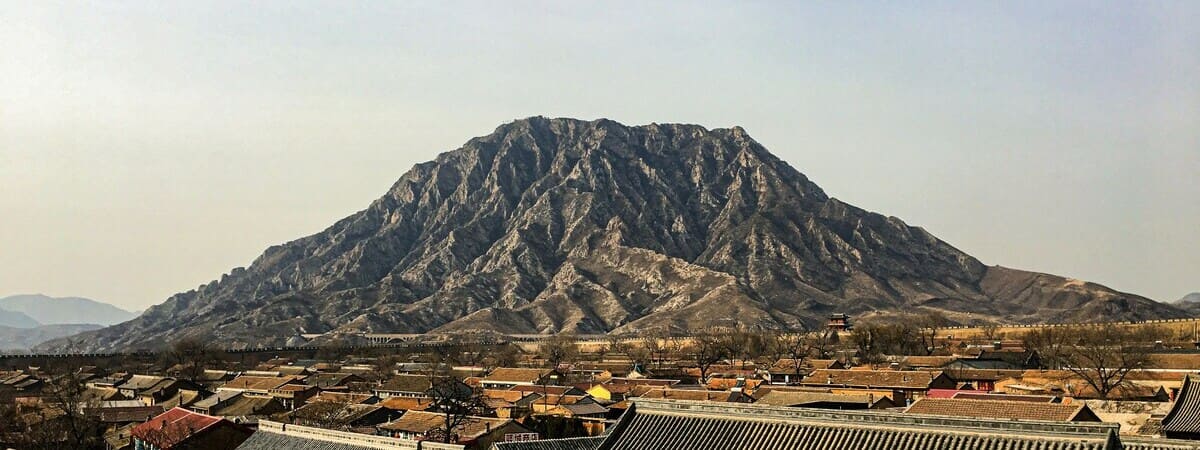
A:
3 2 1197 312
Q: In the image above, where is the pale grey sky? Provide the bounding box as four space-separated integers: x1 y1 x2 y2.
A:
2 1 1197 311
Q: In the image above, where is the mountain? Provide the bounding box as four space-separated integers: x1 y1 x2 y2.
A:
39 117 1186 352
0 323 104 352
1173 293 1200 316
0 307 40 329
0 295 137 326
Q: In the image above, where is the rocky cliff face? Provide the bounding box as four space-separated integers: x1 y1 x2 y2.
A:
40 117 1186 352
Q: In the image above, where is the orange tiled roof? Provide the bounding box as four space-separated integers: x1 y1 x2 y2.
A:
905 398 1095 422
705 378 763 391
379 410 510 440
484 389 529 403
639 388 740 402
221 375 302 391
379 397 432 411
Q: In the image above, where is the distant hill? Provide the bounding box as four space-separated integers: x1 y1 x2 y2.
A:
0 295 136 326
1174 293 1200 316
37 117 1186 353
0 323 104 352
0 307 40 329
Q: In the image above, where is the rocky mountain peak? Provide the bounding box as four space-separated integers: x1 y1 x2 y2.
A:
38 118 1185 352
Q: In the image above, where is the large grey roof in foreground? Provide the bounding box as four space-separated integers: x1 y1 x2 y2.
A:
578 399 1200 450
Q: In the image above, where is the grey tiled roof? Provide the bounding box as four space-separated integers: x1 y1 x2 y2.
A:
493 398 1200 450
236 431 379 450
493 436 604 450
1121 438 1200 450
1164 375 1200 435
236 421 463 450
595 399 1126 450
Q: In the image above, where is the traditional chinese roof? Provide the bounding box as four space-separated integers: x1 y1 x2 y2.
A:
192 390 242 410
905 398 1100 422
485 389 532 403
117 374 167 391
306 372 362 388
237 421 463 450
379 396 433 412
637 388 749 403
378 374 433 393
755 390 891 408
211 395 285 417
198 370 235 382
595 399 1127 450
493 436 604 450
221 375 303 392
484 368 552 384
769 359 845 373
511 384 583 396
270 365 305 376
379 410 512 440
802 369 945 389
557 402 610 417
290 402 387 424
953 392 1059 402
310 391 379 404
95 405 165 423
1163 375 1200 437
892 356 958 368
131 407 240 449
704 377 762 391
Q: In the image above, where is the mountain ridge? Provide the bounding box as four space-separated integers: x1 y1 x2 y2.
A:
0 307 40 329
0 294 137 326
1174 292 1200 315
0 323 105 352
38 117 1185 352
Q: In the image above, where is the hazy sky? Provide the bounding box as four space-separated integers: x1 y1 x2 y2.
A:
2 1 1197 311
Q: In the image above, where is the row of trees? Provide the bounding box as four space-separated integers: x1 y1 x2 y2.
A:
1020 323 1168 399
536 328 843 383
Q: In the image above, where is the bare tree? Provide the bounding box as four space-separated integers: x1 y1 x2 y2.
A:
538 333 579 370
684 332 728 384
605 334 629 358
980 323 1002 341
850 319 924 357
1021 326 1074 370
482 343 523 370
371 354 404 383
639 330 669 368
916 312 949 355
424 366 487 444
1058 324 1165 399
626 345 651 369
772 331 825 381
719 328 772 369
162 337 222 382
